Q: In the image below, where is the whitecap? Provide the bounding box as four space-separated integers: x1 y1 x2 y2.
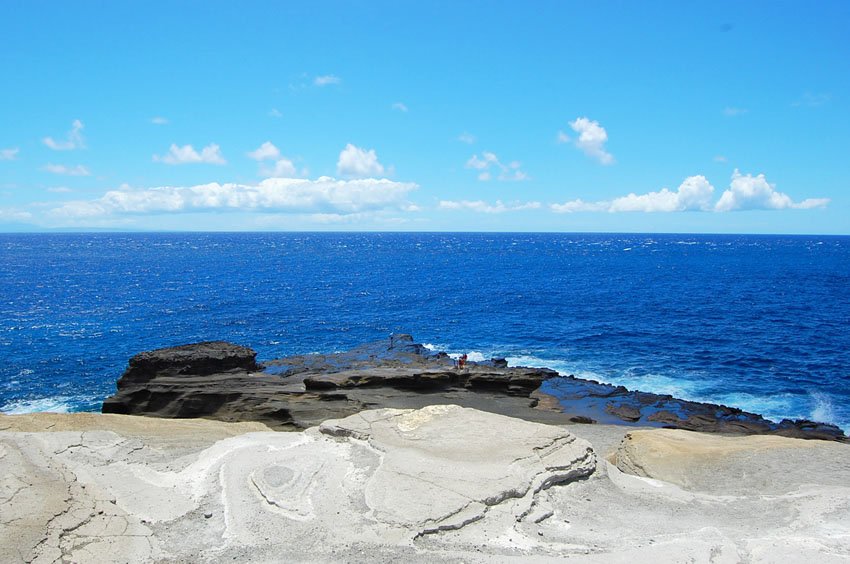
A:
1 396 76 414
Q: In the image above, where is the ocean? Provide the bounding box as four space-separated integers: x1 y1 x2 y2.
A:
1 232 848 432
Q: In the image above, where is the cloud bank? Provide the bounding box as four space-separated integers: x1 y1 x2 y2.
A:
552 171 829 213
439 200 541 213
47 177 417 219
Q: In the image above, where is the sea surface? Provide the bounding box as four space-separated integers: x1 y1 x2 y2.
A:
1 232 848 431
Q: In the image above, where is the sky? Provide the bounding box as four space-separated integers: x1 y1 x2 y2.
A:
1 1 848 233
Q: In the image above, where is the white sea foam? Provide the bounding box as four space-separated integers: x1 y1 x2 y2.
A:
810 391 836 424
503 353 850 432
447 350 487 362
1 396 76 414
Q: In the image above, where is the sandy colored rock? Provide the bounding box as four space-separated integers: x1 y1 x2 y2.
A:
611 428 850 494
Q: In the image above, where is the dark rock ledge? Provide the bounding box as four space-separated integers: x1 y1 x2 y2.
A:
102 335 848 442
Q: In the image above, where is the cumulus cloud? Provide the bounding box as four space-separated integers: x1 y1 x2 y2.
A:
551 176 715 213
314 74 341 86
264 157 297 177
153 143 226 165
392 102 408 112
439 200 541 213
247 142 303 178
43 119 85 150
247 141 281 161
552 172 828 213
714 170 829 211
465 151 528 181
1 147 19 161
45 163 91 176
458 132 476 144
47 177 418 220
608 176 715 212
150 117 169 125
337 144 386 178
567 117 613 165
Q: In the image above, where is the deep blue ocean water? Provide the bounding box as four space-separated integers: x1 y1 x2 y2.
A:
1 232 848 431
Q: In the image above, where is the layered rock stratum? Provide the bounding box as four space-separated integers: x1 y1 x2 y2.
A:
2 409 849 563
102 335 847 441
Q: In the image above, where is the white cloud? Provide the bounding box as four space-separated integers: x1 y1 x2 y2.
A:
314 75 341 86
552 176 715 213
269 108 283 118
0 147 19 160
153 143 226 165
556 131 570 144
723 107 748 117
458 132 476 144
247 141 281 161
567 117 614 165
337 143 386 178
465 151 528 181
265 158 297 177
47 186 73 193
713 155 728 163
45 163 91 176
0 208 33 221
608 176 715 212
151 116 169 125
43 119 85 150
714 169 829 211
47 177 418 219
439 200 541 213
392 102 408 112
550 199 609 213
551 172 828 213
248 142 303 178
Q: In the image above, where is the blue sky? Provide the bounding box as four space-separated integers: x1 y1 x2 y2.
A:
1 1 848 233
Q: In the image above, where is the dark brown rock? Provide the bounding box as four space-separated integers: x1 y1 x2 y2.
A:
101 336 848 442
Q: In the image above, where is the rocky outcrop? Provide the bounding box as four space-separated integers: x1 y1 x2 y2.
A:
116 341 258 386
0 407 595 562
611 428 850 495
102 335 563 430
542 374 848 441
102 335 848 441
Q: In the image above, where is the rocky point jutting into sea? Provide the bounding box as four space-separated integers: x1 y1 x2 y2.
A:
101 334 846 442
2 336 849 562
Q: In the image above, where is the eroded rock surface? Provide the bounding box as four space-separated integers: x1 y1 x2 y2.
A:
0 407 594 563
102 335 567 430
102 335 848 441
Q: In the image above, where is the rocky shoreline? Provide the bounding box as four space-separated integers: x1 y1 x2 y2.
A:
102 334 847 442
4 336 849 562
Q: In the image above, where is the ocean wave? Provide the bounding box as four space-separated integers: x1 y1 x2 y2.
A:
502 353 849 432
1 396 77 414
